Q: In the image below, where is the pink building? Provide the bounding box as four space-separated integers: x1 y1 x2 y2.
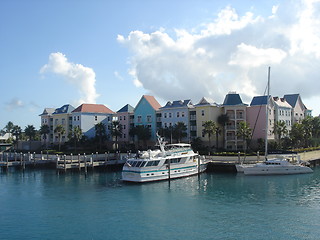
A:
246 96 275 142
116 104 134 143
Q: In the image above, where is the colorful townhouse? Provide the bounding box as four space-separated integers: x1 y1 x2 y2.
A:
72 103 115 139
246 96 275 144
284 94 312 123
222 92 247 151
39 108 55 144
133 95 161 143
193 97 222 147
273 97 292 133
116 104 134 143
158 99 193 142
52 104 75 143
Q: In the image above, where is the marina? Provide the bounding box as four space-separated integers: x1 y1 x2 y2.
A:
1 166 320 240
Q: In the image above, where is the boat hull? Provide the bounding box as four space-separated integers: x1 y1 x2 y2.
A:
122 163 207 183
243 165 313 175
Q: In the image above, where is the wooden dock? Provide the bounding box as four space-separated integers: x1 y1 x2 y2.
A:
0 151 128 172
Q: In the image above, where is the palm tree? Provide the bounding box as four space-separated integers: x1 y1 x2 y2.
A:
131 125 151 149
236 121 252 152
68 126 83 152
5 121 14 139
173 122 187 143
215 126 222 149
40 124 50 148
25 125 36 150
12 125 22 149
95 122 106 151
218 114 229 149
202 120 217 149
54 124 65 151
273 121 288 148
290 123 304 148
110 121 122 150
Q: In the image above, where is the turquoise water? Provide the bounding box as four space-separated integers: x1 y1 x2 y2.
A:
1 168 320 240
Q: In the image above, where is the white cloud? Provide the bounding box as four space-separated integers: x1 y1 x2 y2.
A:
6 98 24 111
40 52 99 104
229 43 287 67
118 0 320 110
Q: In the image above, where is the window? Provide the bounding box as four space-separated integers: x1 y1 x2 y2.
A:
62 119 65 125
95 116 98 121
147 115 152 122
124 116 126 121
123 134 126 138
137 115 142 123
182 112 185 117
169 113 172 118
177 112 180 118
108 116 111 121
74 116 76 121
201 110 205 116
164 123 167 128
55 119 58 125
77 116 80 121
147 124 152 128
164 113 167 118
123 125 126 130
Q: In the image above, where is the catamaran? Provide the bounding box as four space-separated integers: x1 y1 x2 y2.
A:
122 134 207 182
237 67 313 175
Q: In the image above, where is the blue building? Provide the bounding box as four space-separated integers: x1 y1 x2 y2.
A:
134 95 161 142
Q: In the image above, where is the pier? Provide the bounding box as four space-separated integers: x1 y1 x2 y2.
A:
0 151 127 172
1 150 320 173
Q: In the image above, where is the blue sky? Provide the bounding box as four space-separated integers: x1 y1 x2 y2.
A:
1 0 320 130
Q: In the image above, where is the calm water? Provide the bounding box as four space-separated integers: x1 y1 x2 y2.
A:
1 167 320 240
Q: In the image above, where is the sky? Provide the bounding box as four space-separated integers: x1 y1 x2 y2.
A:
1 0 320 130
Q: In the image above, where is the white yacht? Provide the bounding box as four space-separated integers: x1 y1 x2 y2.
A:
242 157 313 175
236 67 312 176
122 135 207 182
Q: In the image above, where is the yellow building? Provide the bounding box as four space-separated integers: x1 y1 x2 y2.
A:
51 104 75 144
193 97 223 148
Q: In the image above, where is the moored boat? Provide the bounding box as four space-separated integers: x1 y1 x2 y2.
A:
122 134 207 182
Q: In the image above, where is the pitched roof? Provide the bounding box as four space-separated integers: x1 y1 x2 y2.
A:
250 96 268 106
117 104 134 113
160 99 193 109
72 104 114 114
142 95 162 110
283 94 300 108
273 97 292 108
223 93 246 106
195 97 218 106
39 108 55 116
53 104 75 114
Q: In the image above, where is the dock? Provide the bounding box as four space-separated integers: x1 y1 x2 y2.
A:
0 151 128 172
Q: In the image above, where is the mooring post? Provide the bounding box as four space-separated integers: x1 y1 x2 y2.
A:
33 152 36 166
64 154 67 172
6 152 9 169
56 154 59 169
14 151 17 162
238 152 241 164
20 152 23 167
104 152 107 165
23 153 26 170
84 153 87 174
78 154 81 171
91 153 94 169
40 151 43 161
47 151 49 162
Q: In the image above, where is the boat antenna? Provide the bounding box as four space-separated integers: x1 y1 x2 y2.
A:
265 66 271 160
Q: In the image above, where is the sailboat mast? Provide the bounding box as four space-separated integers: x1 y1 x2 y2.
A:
265 66 271 160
